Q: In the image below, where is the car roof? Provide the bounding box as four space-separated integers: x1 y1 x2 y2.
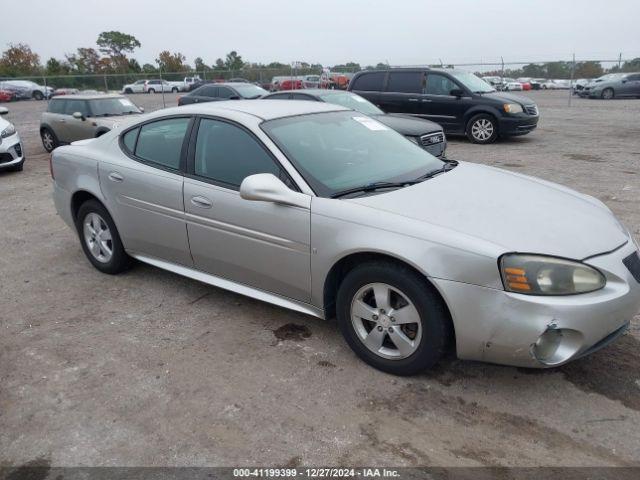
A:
50 94 126 101
164 99 347 120
354 67 466 75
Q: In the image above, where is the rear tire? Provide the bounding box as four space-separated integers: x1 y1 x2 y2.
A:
336 261 451 376
40 128 59 153
466 114 498 144
171 87 179 93
124 88 133 94
601 88 614 100
76 200 132 275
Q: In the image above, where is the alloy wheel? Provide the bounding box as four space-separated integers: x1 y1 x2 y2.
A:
350 282 422 360
471 118 494 142
83 212 113 263
42 131 54 151
602 89 614 100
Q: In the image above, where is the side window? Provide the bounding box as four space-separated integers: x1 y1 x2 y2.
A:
64 99 89 116
387 71 423 94
292 93 315 100
48 99 65 114
352 72 385 91
194 118 283 188
134 118 190 170
200 86 217 97
626 74 640 81
217 87 234 99
266 93 291 100
122 128 139 153
424 74 459 96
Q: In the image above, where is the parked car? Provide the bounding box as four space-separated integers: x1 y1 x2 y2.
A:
540 79 564 90
0 107 25 171
348 68 539 144
0 80 53 100
503 81 523 91
228 77 250 83
587 72 640 99
302 75 321 88
572 78 589 95
50 100 640 375
52 88 79 97
530 79 544 90
40 94 144 152
144 79 183 93
178 82 267 106
279 79 304 90
262 89 446 158
0 89 17 102
121 80 147 94
578 74 622 98
481 76 503 89
183 76 202 91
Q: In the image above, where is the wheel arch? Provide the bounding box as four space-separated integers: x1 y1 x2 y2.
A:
463 107 500 128
322 250 456 350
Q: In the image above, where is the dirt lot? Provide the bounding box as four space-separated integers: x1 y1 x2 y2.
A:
1 91 639 468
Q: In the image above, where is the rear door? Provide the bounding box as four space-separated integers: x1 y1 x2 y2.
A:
378 70 425 115
349 71 386 106
620 74 640 97
183 117 311 302
99 116 193 266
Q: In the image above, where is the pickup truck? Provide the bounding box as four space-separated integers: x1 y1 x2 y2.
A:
143 79 186 93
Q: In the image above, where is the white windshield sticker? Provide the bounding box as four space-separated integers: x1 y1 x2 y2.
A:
119 99 133 106
352 116 388 131
353 96 366 102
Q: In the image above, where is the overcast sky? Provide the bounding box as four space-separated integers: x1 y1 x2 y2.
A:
2 0 639 67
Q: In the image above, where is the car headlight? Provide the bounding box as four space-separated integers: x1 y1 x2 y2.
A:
500 254 606 295
503 103 523 114
1 123 16 138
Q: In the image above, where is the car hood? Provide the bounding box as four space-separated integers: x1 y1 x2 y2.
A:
481 91 533 105
372 113 443 136
347 162 628 259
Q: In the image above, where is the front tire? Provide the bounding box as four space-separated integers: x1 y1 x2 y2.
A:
124 88 133 94
336 261 451 376
76 200 132 274
601 88 614 100
171 87 179 93
466 114 498 144
32 91 44 100
148 88 155 94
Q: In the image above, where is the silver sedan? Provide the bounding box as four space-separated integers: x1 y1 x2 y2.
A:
51 100 640 375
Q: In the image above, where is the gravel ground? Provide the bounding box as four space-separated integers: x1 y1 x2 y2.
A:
0 90 639 468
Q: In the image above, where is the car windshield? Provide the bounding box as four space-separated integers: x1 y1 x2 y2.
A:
317 92 383 115
234 84 267 98
262 111 444 197
89 98 142 116
449 72 495 93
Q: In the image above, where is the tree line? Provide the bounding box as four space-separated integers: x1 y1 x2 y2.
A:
1 31 639 81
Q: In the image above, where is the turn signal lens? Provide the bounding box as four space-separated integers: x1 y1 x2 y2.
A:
500 254 606 295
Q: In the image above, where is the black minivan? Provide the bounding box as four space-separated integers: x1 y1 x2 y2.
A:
348 68 539 144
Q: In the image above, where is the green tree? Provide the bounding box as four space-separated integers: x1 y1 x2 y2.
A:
66 47 102 74
194 57 210 72
156 51 187 72
96 31 141 72
521 63 546 78
574 61 603 78
0 43 41 76
224 51 244 70
142 63 158 74
45 57 71 76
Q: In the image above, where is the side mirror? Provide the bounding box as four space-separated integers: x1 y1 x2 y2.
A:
139 107 145 112
0 107 8 115
240 173 310 209
449 88 464 97
229 95 241 100
73 111 85 120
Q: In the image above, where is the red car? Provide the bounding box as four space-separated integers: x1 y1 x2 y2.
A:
0 89 15 102
279 79 304 90
521 82 532 91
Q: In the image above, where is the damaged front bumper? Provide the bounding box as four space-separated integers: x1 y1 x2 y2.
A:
432 241 640 368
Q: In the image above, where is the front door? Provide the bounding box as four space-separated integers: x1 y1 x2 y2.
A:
419 73 471 133
184 117 311 302
59 99 92 143
99 116 193 266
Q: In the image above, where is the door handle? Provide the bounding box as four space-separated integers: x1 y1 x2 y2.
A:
421 99 432 102
108 172 124 182
191 196 212 208
408 98 419 102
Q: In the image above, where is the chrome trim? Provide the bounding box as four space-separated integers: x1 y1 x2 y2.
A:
406 113 457 120
419 132 445 146
129 253 325 319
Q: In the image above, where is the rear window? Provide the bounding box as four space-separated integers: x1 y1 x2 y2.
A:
351 72 385 92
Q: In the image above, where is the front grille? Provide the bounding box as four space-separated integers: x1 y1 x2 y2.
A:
524 104 539 116
0 152 14 164
623 251 640 283
420 132 445 146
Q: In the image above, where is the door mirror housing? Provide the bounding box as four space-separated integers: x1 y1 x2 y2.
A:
450 88 464 97
0 107 8 115
229 95 241 100
139 107 145 113
240 173 310 209
72 111 85 120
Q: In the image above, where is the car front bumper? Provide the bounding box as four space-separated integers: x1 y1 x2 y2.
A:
0 132 24 169
498 115 539 136
432 241 640 368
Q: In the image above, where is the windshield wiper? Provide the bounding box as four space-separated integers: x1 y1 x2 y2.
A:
330 161 458 199
330 180 419 199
